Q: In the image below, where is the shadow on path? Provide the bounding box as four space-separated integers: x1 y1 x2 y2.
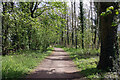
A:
26 48 86 80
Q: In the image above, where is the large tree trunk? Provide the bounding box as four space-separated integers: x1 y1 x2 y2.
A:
97 2 118 71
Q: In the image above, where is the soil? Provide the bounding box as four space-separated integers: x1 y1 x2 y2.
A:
26 48 87 80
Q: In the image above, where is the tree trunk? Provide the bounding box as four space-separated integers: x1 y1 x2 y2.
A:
93 13 97 48
97 2 118 71
74 1 77 49
67 13 69 46
64 2 67 47
97 2 100 50
71 2 74 46
90 2 94 49
80 1 84 49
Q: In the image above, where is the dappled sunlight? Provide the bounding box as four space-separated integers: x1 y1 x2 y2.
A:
2 1 120 79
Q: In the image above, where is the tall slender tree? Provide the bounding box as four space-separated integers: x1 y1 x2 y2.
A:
67 10 69 46
71 1 74 46
93 13 97 48
80 0 84 49
74 1 77 49
94 2 101 49
90 2 94 49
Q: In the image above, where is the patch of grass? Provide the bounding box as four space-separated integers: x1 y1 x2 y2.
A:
64 48 120 79
64 48 104 79
2 47 53 79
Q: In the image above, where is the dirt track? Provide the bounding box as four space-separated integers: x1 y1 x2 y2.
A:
26 48 86 80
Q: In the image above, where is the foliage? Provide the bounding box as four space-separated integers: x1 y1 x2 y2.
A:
2 2 66 55
64 48 119 79
101 6 116 16
2 1 120 79
100 5 119 27
2 47 53 79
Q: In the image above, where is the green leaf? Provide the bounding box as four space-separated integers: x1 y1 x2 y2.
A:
116 11 119 15
101 12 106 16
107 6 114 10
115 10 119 15
112 22 117 26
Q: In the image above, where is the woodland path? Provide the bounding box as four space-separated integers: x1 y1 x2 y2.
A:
26 48 86 80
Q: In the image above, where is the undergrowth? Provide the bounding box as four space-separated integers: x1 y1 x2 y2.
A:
64 48 119 79
2 47 53 79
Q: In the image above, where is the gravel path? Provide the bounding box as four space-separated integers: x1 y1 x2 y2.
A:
26 48 86 80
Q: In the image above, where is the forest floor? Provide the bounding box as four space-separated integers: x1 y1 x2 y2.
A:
26 48 86 80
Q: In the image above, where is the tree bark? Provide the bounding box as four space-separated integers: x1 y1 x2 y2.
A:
67 13 69 46
97 2 100 50
97 2 119 71
93 13 97 48
80 1 84 49
71 2 74 46
74 1 77 49
90 2 94 49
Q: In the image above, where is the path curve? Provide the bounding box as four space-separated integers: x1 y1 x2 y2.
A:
26 48 86 80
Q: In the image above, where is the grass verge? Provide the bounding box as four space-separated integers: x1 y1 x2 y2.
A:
2 47 54 79
64 48 119 79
